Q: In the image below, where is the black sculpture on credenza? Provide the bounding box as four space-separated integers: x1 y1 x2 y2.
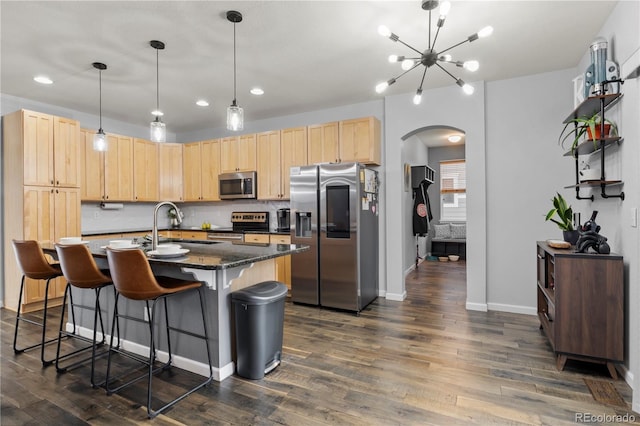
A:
576 210 610 254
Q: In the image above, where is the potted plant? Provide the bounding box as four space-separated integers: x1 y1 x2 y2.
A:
545 192 579 244
558 111 617 153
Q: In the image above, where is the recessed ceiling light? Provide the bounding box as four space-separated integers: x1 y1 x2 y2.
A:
196 100 209 107
151 110 164 117
250 87 264 95
448 135 462 143
33 75 53 85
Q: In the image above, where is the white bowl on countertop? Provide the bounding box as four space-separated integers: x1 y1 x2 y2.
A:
156 243 182 254
109 240 136 249
59 237 83 244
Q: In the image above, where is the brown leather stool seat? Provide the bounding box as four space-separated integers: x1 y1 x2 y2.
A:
105 248 213 419
54 243 115 387
11 240 64 365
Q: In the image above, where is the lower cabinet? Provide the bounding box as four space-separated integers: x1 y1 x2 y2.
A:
536 241 624 378
270 234 291 290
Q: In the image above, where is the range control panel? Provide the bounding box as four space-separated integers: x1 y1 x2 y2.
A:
231 211 270 231
231 212 269 223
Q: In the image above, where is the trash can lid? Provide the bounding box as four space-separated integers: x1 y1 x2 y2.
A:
231 280 288 304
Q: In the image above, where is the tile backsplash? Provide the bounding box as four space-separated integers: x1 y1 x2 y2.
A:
81 200 290 234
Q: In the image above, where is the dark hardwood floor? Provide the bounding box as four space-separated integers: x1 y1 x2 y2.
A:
2 260 638 425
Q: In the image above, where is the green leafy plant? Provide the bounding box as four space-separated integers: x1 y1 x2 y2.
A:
545 192 574 231
558 111 617 153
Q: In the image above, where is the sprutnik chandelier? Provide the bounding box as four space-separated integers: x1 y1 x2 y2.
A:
376 0 493 104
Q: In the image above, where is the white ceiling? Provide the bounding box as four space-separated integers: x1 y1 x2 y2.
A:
1 1 616 136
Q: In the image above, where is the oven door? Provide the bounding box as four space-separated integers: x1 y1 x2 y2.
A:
219 172 257 200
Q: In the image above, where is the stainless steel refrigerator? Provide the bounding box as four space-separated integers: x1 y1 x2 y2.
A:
290 162 379 313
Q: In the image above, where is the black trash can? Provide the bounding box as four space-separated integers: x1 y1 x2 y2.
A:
231 281 288 379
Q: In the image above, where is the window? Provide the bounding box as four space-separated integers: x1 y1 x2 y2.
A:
440 159 466 221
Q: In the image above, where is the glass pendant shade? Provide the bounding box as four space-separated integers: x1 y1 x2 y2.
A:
227 103 244 131
150 117 166 142
93 129 108 152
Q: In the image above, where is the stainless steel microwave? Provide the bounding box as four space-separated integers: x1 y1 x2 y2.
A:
218 171 257 200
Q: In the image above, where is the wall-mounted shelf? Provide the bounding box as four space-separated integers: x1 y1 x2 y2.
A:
564 90 625 201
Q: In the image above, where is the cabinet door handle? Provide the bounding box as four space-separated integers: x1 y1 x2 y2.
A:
537 254 544 259
543 312 553 322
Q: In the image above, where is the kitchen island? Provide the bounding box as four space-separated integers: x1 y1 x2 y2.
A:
41 239 308 381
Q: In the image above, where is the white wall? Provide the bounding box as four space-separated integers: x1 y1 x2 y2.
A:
485 68 576 314
383 84 486 305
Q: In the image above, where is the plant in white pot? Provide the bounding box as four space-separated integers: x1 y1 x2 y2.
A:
545 192 579 244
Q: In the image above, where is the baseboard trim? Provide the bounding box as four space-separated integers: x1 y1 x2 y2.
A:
66 323 231 381
487 303 537 316
465 302 488 312
385 291 407 302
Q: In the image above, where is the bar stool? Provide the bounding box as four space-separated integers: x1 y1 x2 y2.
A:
11 239 64 365
105 248 213 419
54 243 115 387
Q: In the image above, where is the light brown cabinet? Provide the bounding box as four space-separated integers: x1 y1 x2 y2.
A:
280 126 308 198
104 134 134 201
308 121 339 164
308 117 381 166
81 129 135 201
21 111 81 188
536 241 624 378
270 234 292 289
3 110 82 312
339 117 381 165
257 130 284 200
133 138 159 201
244 233 270 244
158 143 183 201
184 139 221 201
220 134 256 173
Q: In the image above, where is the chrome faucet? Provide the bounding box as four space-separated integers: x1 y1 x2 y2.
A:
152 201 183 251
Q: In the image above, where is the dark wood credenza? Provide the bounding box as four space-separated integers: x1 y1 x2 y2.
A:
536 241 624 378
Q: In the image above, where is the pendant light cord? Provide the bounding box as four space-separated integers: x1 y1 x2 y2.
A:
98 69 103 130
233 21 237 104
156 47 160 113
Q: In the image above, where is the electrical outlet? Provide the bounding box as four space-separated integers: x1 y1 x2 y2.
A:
143 308 149 322
93 211 100 219
632 207 638 228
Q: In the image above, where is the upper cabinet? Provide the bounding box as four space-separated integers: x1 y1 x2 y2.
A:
104 133 134 201
21 110 80 188
280 126 308 198
339 117 381 166
308 122 339 165
307 117 381 166
257 130 283 200
221 134 257 173
80 128 104 200
159 143 183 201
184 139 221 201
133 138 159 202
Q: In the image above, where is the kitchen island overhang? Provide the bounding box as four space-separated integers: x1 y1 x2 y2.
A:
41 239 308 382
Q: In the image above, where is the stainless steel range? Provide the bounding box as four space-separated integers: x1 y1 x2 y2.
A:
207 211 270 243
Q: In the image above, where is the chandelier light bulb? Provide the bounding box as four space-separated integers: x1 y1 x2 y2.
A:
378 25 391 37
401 59 415 71
388 54 399 63
375 81 389 93
439 1 451 16
463 60 479 72
413 89 423 105
462 83 474 95
440 54 452 62
478 26 494 38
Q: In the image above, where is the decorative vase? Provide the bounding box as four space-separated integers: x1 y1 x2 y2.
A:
562 230 580 245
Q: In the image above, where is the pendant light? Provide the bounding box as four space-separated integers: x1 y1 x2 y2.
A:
226 10 243 131
92 62 108 152
150 40 166 143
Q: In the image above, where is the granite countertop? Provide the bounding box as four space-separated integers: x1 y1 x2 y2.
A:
82 228 291 236
42 239 308 270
